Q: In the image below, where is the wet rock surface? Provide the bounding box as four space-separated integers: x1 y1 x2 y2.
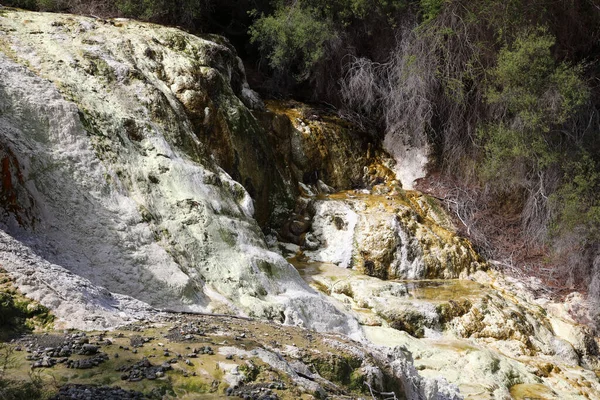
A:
289 248 600 398
299 190 485 279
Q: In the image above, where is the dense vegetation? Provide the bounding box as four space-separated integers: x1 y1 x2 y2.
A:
0 271 54 340
4 0 600 319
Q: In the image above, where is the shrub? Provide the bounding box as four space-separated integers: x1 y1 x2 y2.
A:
551 153 600 241
115 0 212 27
249 4 336 80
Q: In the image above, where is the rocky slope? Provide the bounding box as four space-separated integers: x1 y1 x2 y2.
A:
0 9 358 334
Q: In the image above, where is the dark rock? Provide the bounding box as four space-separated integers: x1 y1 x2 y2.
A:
50 384 145 400
79 344 98 355
160 362 172 370
290 220 310 235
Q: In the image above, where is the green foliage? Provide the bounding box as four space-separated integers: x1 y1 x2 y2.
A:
487 29 587 127
480 29 588 182
249 0 408 82
0 292 20 328
0 288 53 339
306 0 407 25
420 0 444 23
249 4 336 79
3 0 75 12
115 0 209 26
3 0 38 10
35 0 67 11
0 376 46 400
551 153 600 241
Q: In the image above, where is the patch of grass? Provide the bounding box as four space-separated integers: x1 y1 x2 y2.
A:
0 270 54 340
0 344 52 400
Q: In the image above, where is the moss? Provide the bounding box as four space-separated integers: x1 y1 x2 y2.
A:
238 361 261 383
348 369 366 392
504 368 525 388
81 51 115 82
138 205 155 223
310 354 362 387
381 309 429 338
228 182 247 203
153 228 170 242
122 118 143 142
256 260 273 277
78 110 103 137
0 270 54 340
163 33 189 52
436 299 472 324
217 228 237 247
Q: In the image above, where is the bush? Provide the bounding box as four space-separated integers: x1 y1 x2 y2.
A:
249 0 409 94
482 29 588 178
0 288 53 339
551 153 600 241
3 0 38 10
115 0 212 27
249 4 336 80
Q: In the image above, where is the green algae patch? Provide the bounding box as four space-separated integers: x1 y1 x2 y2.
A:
383 309 430 338
310 353 363 389
510 383 558 399
400 279 486 303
